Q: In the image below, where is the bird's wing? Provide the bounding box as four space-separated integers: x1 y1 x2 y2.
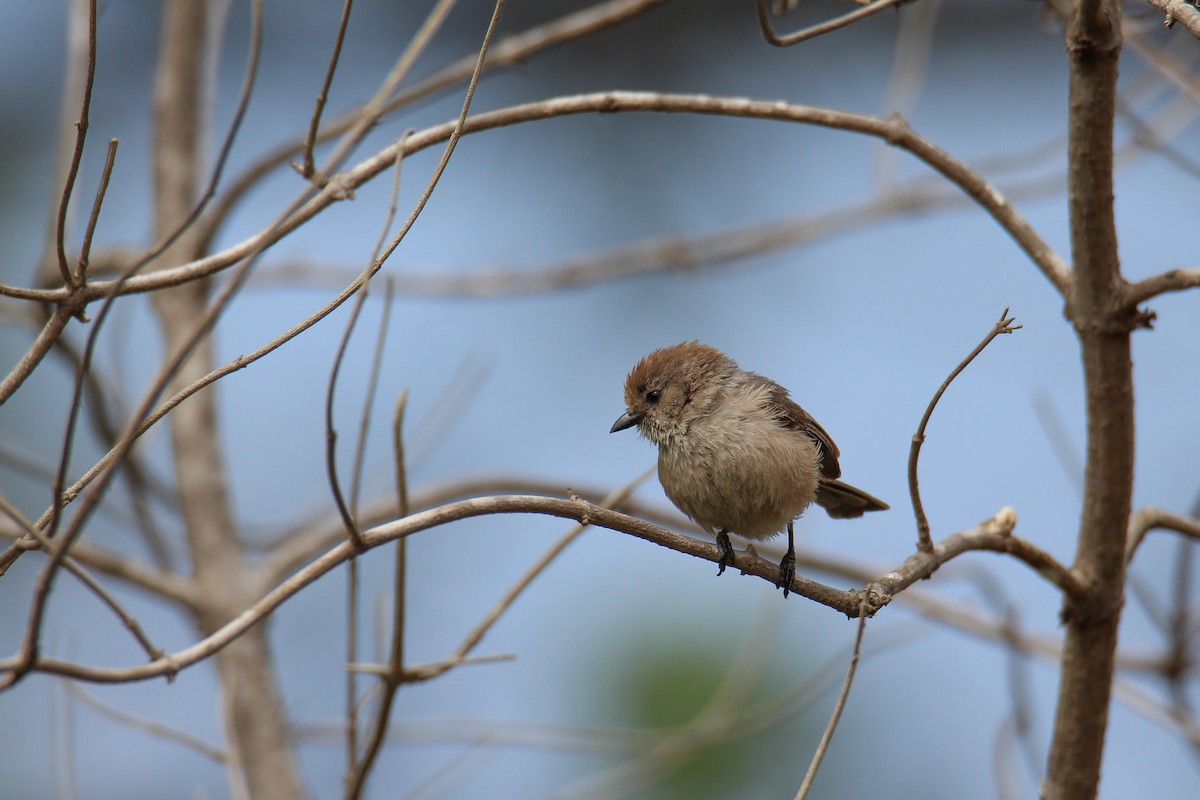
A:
744 372 842 480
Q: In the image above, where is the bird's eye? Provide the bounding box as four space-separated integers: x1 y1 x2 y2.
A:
645 389 661 404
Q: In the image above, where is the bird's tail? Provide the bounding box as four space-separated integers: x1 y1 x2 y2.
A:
815 479 889 520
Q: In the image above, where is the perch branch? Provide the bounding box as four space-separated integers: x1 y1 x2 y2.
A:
1 496 1080 687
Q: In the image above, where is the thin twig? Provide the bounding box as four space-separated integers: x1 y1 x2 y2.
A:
908 308 1021 552
323 271 371 548
76 139 118 281
341 257 397 778
307 0 461 195
429 468 657 687
1126 507 1200 563
1031 391 1085 498
343 389 412 799
349 146 407 511
1165 532 1199 761
64 679 226 762
0 0 266 686
0 521 199 608
298 0 356 179
1124 267 1200 307
756 0 909 47
794 597 870 800
10 91 1073 307
0 494 167 663
53 335 178 568
344 0 509 790
195 0 669 251
52 0 98 288
0 252 396 577
0 306 78 406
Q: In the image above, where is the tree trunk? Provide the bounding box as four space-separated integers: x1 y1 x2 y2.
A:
151 2 305 797
1043 2 1130 798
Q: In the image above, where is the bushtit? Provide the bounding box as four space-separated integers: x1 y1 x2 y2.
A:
611 341 887 596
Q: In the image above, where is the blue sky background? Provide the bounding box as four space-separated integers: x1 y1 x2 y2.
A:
1 1 1198 797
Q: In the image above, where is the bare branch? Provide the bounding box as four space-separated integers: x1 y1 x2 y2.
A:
1047 0 1130 795
1124 267 1200 307
323 265 371 549
51 0 97 288
421 470 656 684
0 495 170 662
196 0 670 250
0 525 199 607
297 0 355 179
794 599 869 800
76 139 118 281
8 91 1072 306
1 496 1086 686
0 305 77 406
64 680 227 763
909 308 1022 552
0 0 268 576
756 0 909 47
1145 0 1200 36
1126 507 1200 563
344 388 411 799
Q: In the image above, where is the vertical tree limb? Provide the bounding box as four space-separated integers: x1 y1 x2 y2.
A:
150 1 304 797
1044 1 1130 798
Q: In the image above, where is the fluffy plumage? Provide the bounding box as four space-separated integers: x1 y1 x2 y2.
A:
611 341 887 595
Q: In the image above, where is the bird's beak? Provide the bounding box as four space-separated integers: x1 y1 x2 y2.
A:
610 410 641 433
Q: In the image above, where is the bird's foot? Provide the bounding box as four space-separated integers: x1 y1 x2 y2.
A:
716 530 735 576
776 551 796 598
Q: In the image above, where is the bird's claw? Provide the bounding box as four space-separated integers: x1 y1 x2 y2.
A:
776 551 796 598
715 531 735 576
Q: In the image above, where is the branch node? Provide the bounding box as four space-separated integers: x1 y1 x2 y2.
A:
740 542 759 575
882 111 911 146
993 506 1018 537
324 172 357 201
161 653 182 684
851 583 892 619
567 489 590 526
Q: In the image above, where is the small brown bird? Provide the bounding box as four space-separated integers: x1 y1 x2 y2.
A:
611 342 887 596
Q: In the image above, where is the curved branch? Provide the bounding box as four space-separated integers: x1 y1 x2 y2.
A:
909 308 1021 553
51 0 98 288
195 0 670 250
0 496 1080 686
756 0 908 47
1126 507 1200 563
0 304 78 406
5 91 1071 305
0 529 200 608
1145 0 1200 36
1123 267 1200 307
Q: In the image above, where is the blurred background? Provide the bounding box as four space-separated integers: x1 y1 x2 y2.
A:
1 0 1198 797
